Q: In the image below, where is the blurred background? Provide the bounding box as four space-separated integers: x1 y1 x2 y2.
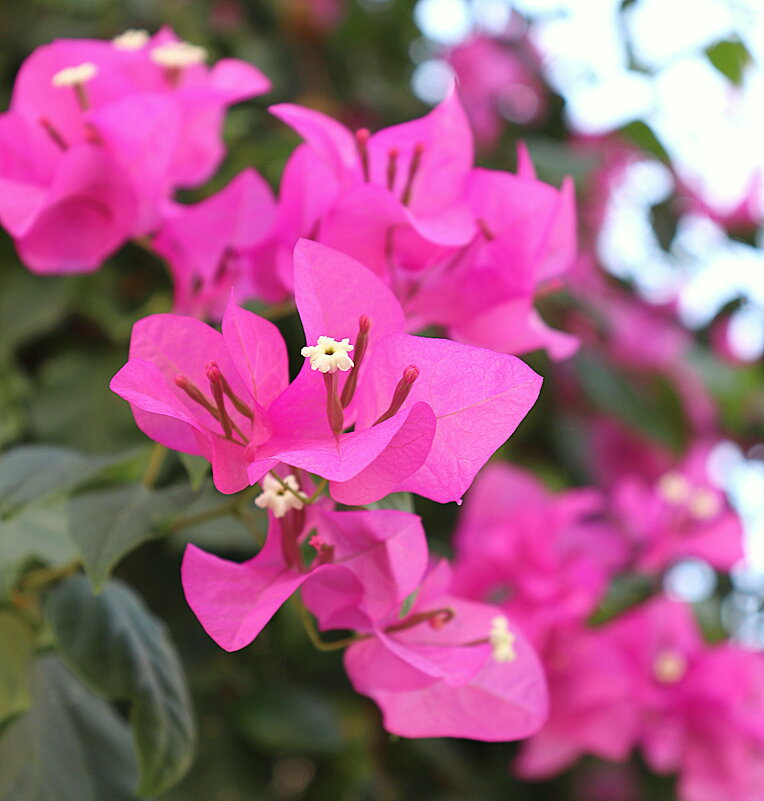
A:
0 1 762 799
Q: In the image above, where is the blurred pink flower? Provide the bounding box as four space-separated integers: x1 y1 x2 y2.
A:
0 28 269 272
445 35 548 146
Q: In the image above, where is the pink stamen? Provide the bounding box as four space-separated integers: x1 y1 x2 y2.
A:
386 147 399 191
206 363 248 443
385 607 455 634
401 142 425 206
340 314 372 409
355 128 371 182
477 217 495 242
373 365 420 425
323 372 345 434
175 374 220 419
208 360 253 419
39 117 68 151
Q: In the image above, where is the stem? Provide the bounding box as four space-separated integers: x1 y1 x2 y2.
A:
292 595 359 652
142 443 167 488
20 559 80 593
305 479 327 504
268 470 310 504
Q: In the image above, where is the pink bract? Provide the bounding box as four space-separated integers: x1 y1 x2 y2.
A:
112 240 542 504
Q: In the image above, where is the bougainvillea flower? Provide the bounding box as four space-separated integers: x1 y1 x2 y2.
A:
340 560 549 741
451 463 627 649
182 506 427 651
0 113 138 273
515 623 640 777
153 169 277 317
113 240 542 503
611 443 744 572
605 597 764 801
446 35 548 146
269 94 577 359
0 28 269 272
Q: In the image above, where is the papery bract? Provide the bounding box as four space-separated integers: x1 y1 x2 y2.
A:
182 506 427 651
340 561 549 741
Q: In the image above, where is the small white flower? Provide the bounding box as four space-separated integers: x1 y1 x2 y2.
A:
657 471 691 505
489 615 517 663
150 40 208 69
51 62 98 87
687 488 722 520
112 29 150 51
254 474 304 518
301 336 354 373
653 649 686 683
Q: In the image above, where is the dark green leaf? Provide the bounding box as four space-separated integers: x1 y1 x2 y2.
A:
0 445 130 515
0 502 76 593
0 611 35 725
0 655 139 801
67 482 197 591
45 575 196 796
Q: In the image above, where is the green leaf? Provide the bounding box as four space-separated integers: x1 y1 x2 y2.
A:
66 482 197 591
0 445 130 515
0 655 140 801
0 502 76 594
706 39 751 85
0 611 35 725
45 575 196 796
179 452 210 491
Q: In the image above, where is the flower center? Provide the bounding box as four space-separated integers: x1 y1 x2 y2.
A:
653 649 687 683
489 615 517 663
51 63 97 111
150 40 208 69
301 336 354 374
112 29 150 50
254 474 304 518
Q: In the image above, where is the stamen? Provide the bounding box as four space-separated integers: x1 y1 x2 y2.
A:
206 363 247 443
489 616 517 662
386 148 399 191
355 128 371 182
51 63 97 111
255 473 305 518
401 142 425 206
207 360 253 419
477 218 495 241
112 29 150 51
374 365 419 425
39 117 68 151
385 607 455 634
301 336 354 374
151 40 207 88
340 315 371 408
175 374 220 419
653 649 687 683
323 372 345 435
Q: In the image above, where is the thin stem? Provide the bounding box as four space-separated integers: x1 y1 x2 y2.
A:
269 470 310 504
305 479 327 505
142 443 167 488
20 559 80 593
292 595 359 652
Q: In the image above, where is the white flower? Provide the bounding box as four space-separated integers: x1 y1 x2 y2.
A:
657 471 691 504
51 63 98 87
150 41 208 69
688 488 722 520
254 474 304 518
489 615 517 663
653 649 686 683
112 29 150 51
301 336 354 373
